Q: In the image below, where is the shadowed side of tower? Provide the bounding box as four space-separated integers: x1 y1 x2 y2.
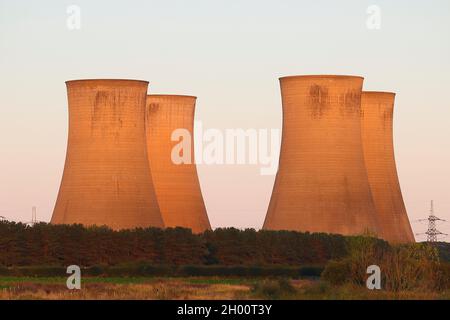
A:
51 79 164 230
263 75 380 236
145 95 211 233
361 92 414 243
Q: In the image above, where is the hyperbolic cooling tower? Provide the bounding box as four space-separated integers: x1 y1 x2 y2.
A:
263 75 380 236
361 92 414 243
145 95 211 233
52 79 164 230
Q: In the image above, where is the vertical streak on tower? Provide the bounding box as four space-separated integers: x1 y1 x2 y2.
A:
52 79 164 230
361 92 414 242
263 75 380 236
145 95 211 233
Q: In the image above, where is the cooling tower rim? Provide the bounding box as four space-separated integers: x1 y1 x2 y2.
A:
66 79 149 85
279 74 364 81
362 91 396 96
147 94 197 99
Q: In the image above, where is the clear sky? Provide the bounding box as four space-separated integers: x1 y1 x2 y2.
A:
0 0 449 241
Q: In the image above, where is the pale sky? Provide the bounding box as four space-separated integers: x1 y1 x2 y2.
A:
0 0 449 241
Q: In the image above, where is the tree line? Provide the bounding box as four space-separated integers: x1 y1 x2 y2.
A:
1 221 448 267
0 221 350 267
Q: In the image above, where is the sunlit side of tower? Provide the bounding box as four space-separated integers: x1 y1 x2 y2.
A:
361 91 414 242
145 95 211 233
52 79 164 230
263 75 380 236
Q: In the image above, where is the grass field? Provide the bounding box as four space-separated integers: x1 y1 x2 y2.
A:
1 276 449 300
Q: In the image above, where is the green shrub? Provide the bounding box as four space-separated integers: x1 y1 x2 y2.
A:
298 266 323 278
322 240 447 292
0 266 10 276
85 265 105 276
434 242 450 263
344 236 388 285
251 278 296 299
437 263 450 290
321 260 351 285
138 265 176 276
13 266 67 277
0 264 325 278
381 243 442 292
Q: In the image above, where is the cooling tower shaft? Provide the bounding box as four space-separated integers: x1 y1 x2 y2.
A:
52 79 164 230
145 95 211 233
361 92 414 243
263 75 380 236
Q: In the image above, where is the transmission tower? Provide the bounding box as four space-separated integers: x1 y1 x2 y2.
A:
417 200 447 242
25 206 39 226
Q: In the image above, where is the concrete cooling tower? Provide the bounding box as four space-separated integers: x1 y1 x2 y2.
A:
145 95 211 233
52 79 164 230
361 92 414 243
263 75 380 236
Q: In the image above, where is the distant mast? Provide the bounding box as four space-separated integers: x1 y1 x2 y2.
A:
32 206 37 225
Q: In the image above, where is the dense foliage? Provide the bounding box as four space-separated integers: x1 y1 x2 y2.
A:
0 264 324 278
322 238 450 291
1 221 448 285
0 221 350 267
434 242 450 262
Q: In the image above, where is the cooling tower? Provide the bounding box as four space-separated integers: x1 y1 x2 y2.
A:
263 75 380 236
52 79 164 230
361 92 414 243
145 95 211 233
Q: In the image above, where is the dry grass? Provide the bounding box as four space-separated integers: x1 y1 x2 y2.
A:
0 277 449 300
0 277 250 300
295 282 450 300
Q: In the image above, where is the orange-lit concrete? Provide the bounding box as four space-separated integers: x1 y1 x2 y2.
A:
263 75 380 236
52 79 164 230
146 95 211 233
361 92 414 243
